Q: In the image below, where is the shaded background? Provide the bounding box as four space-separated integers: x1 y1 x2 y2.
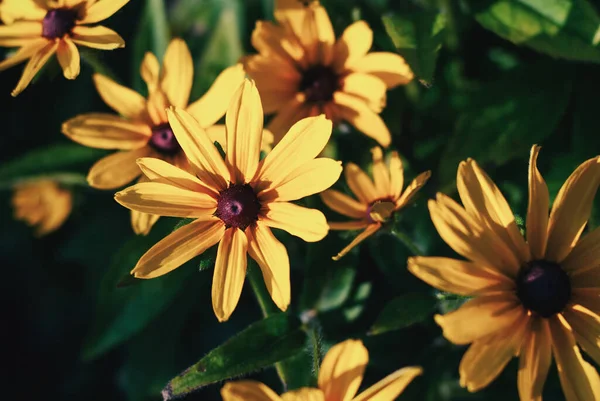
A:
2 0 600 400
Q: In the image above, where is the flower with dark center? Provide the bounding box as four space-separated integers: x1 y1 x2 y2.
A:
516 260 571 318
215 184 261 230
299 65 339 104
42 9 78 39
148 123 180 155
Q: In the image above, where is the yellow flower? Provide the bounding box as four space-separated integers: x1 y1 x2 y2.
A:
243 0 413 147
321 147 430 260
408 145 600 400
221 339 422 401
114 79 342 322
12 179 72 236
62 38 249 235
0 0 129 96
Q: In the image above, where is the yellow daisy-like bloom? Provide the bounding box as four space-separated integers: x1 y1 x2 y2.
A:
321 147 430 260
62 38 249 235
243 0 413 147
0 0 129 96
12 180 72 236
408 145 600 400
221 339 422 401
114 79 342 322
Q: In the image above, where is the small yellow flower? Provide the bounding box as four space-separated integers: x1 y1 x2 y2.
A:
221 339 422 401
114 79 342 322
243 0 413 147
0 0 130 96
409 145 600 400
12 179 72 236
321 147 430 260
62 38 250 235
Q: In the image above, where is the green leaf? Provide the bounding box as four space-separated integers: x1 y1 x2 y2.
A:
467 0 600 63
382 10 446 85
314 266 356 312
368 292 437 335
162 313 307 399
436 291 471 314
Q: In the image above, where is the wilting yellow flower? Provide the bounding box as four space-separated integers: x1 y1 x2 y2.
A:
0 0 129 96
408 145 600 400
12 180 72 236
243 0 413 147
321 147 430 260
222 339 422 401
62 38 249 235
114 79 342 322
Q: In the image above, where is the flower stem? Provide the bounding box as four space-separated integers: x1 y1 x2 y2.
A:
391 229 422 256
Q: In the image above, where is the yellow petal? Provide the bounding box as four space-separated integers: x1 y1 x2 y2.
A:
56 38 80 79
344 163 380 204
250 21 304 66
0 0 46 24
79 0 129 24
265 96 311 143
281 388 324 401
571 266 600 289
320 189 366 219
11 39 57 97
517 318 552 401
140 51 159 93
434 293 524 345
93 73 147 121
571 289 600 314
351 52 413 89
0 21 42 38
132 216 225 279
0 38 47 72
395 170 431 208
226 79 263 183
186 64 246 128
334 91 391 147
526 145 550 260
546 156 600 262
131 209 159 236
221 381 282 401
166 107 230 191
212 227 248 322
114 181 217 217
86 148 147 189
62 113 150 149
136 157 216 195
332 20 372 73
246 221 290 312
160 38 193 108
562 304 600 366
548 314 598 401
318 339 368 401
459 314 529 392
328 220 369 231
563 226 600 274
407 256 515 296
342 73 386 113
259 158 342 202
146 88 169 125
262 201 328 242
332 223 380 261
370 147 390 197
71 25 125 50
353 367 422 401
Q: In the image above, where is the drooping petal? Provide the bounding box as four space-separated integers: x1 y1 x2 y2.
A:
11 40 57 97
131 216 225 279
281 388 324 401
0 38 47 72
130 209 159 236
56 38 80 79
246 222 290 312
334 91 391 147
160 38 193 108
350 52 413 89
320 189 366 219
526 145 550 260
562 304 600 366
562 226 600 274
332 20 373 73
328 221 369 231
136 157 216 195
71 25 125 49
80 0 129 24
87 147 148 189
212 228 248 322
332 223 380 261
318 339 368 401
395 171 431 209
344 163 380 204
62 113 150 149
342 73 386 113
221 381 282 401
140 51 159 93
262 202 328 242
546 156 600 262
352 366 422 401
518 318 552 401
93 73 148 121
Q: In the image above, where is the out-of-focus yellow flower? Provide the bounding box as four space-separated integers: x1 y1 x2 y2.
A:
0 0 130 96
12 180 72 236
321 147 430 260
62 38 252 235
409 145 600 400
114 79 341 322
243 0 413 147
221 339 422 401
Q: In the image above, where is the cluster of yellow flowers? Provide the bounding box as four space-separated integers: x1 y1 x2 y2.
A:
4 1 600 400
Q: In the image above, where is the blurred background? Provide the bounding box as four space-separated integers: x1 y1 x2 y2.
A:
2 0 600 400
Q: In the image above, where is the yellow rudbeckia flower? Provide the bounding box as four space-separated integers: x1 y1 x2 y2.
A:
221 339 422 401
321 147 430 260
62 38 249 235
409 145 600 400
0 0 129 96
12 180 72 236
243 0 414 147
114 79 342 322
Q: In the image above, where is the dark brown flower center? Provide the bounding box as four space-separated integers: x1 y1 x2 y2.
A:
516 260 571 318
149 123 180 155
42 8 78 39
215 184 261 230
299 65 339 103
367 199 396 223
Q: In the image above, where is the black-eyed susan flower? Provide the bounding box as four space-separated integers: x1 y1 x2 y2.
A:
321 147 430 260
62 38 250 235
408 145 600 400
114 79 342 322
243 0 414 147
0 0 129 96
221 339 422 401
12 179 72 236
